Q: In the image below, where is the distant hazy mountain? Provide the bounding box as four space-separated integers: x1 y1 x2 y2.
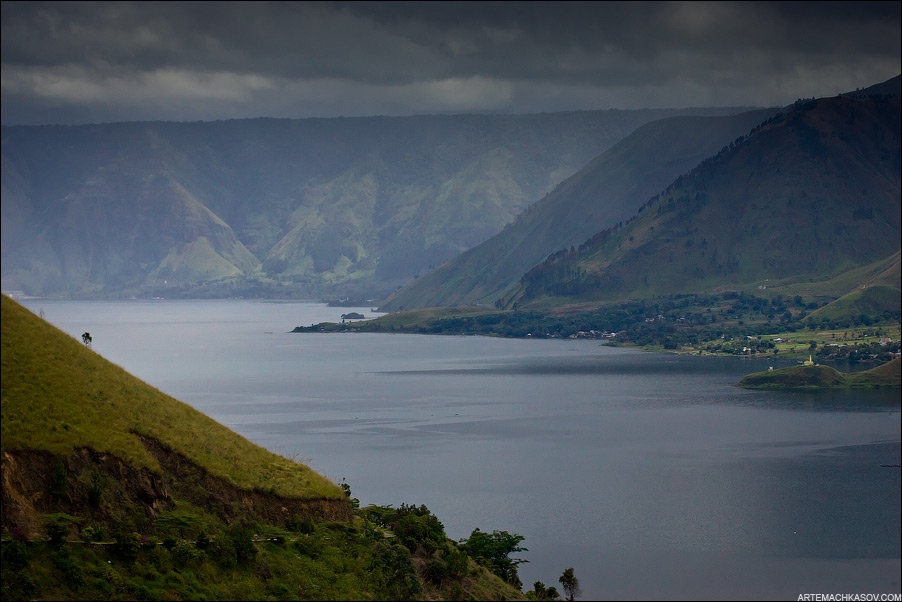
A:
380 107 781 311
502 93 900 309
1 107 753 299
840 74 901 99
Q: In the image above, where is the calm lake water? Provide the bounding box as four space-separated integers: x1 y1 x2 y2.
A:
19 299 902 600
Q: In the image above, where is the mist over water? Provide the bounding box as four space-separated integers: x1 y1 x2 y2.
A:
22 299 901 600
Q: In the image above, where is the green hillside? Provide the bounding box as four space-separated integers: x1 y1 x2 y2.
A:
737 357 901 390
764 250 901 304
1 293 344 504
503 95 900 310
381 107 780 311
808 283 902 324
1 294 534 600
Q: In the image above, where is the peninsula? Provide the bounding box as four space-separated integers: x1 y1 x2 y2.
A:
736 356 901 390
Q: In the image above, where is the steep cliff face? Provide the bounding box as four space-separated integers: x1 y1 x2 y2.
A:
1 436 352 541
138 435 353 525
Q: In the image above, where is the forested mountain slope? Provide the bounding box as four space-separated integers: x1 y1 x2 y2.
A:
504 94 900 309
381 107 779 310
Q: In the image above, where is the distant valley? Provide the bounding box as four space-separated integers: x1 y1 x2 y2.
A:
1 106 754 301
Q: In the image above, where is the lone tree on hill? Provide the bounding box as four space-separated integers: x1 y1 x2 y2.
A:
559 567 582 601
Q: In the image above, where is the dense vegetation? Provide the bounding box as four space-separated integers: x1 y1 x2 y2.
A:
2 492 552 601
296 289 900 363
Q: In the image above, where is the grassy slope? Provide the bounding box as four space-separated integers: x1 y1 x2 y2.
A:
766 250 901 305
737 356 901 390
505 96 900 310
1 294 342 500
1 293 531 601
381 108 780 311
809 284 900 322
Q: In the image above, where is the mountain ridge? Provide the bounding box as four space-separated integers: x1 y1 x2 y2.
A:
380 107 782 310
499 93 900 310
2 107 757 300
382 76 900 313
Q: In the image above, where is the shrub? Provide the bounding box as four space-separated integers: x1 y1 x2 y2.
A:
228 527 257 565
195 532 210 550
292 534 324 558
52 548 85 589
88 469 106 507
44 513 81 544
115 531 143 561
461 528 528 588
2 540 30 569
445 547 469 578
288 515 316 535
207 534 237 568
449 582 467 600
391 504 446 553
371 540 422 600
1 571 36 600
424 558 450 585
171 538 204 566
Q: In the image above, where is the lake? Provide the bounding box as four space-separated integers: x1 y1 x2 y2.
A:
19 298 902 600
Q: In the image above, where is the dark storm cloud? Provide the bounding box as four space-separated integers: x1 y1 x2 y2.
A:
2 1 899 125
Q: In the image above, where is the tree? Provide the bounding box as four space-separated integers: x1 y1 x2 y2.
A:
371 540 422 600
228 526 257 564
460 528 528 588
339 479 360 510
559 567 582 601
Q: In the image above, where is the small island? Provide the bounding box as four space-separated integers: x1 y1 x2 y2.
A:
737 356 901 390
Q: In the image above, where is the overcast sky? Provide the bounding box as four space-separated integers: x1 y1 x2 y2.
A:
2 1 899 126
